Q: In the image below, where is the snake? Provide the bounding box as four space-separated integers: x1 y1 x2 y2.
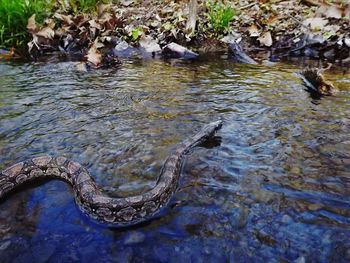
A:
0 121 222 227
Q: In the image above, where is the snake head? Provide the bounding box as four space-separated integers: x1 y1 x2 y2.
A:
207 120 223 134
197 120 223 142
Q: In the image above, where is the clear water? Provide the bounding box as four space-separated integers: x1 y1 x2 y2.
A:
0 58 349 262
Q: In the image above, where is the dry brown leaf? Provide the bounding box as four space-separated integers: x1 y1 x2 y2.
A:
44 18 55 29
248 24 260 37
89 19 102 30
101 30 113 37
93 38 105 49
0 48 15 60
73 14 90 28
86 45 102 66
36 27 55 39
344 4 350 19
97 3 111 17
54 13 74 25
266 14 279 26
79 26 87 33
102 14 117 30
258 31 272 47
27 14 38 33
61 25 72 34
99 13 112 24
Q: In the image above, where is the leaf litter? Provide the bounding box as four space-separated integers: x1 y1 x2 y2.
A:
17 0 350 65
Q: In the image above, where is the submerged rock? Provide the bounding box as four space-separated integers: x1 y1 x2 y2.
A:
162 42 198 59
101 54 122 68
305 33 326 46
228 41 257 65
139 36 162 57
324 48 337 60
113 40 139 58
287 33 350 62
304 47 319 58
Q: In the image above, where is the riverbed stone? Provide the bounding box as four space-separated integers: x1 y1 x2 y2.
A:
162 42 198 59
113 40 139 58
228 41 257 64
139 36 161 54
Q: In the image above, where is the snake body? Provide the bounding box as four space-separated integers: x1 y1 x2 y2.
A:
0 121 222 227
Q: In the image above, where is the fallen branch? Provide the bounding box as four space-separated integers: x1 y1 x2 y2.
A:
186 0 198 33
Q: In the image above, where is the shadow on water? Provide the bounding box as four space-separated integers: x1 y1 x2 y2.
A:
0 57 349 262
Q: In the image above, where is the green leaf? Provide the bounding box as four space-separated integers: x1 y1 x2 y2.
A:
130 27 143 41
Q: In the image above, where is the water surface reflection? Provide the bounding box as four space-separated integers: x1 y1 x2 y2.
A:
0 59 349 262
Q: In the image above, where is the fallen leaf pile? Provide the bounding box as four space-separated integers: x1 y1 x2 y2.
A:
24 0 350 64
27 4 124 60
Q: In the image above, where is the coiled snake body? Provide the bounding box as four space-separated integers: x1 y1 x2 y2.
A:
0 121 222 227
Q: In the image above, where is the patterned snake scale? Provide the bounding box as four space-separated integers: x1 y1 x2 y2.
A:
0 121 222 227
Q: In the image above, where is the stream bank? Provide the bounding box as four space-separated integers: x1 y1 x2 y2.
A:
1 1 350 66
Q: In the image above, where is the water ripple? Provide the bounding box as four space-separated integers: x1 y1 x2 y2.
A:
0 59 349 261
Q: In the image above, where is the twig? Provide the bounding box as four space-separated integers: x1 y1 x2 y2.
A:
285 13 310 30
239 2 256 10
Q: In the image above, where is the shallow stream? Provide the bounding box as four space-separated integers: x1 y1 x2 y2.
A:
0 58 349 262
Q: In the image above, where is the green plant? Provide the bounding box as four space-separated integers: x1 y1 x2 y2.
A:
0 25 5 45
0 0 54 48
206 1 236 34
130 26 143 41
0 0 112 48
